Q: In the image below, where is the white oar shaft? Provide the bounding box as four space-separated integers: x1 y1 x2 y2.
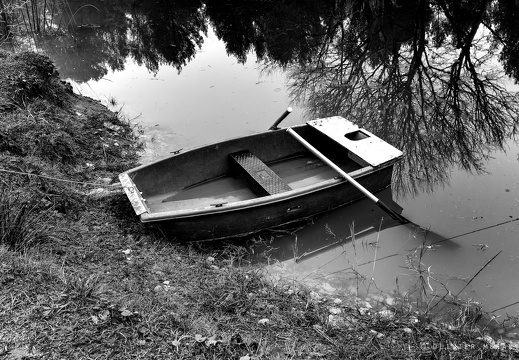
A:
287 128 379 203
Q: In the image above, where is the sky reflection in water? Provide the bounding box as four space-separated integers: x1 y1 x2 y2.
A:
69 27 304 163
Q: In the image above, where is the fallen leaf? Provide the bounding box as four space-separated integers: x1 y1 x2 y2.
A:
194 334 206 342
402 327 413 334
370 329 384 339
171 335 190 351
206 334 222 346
121 309 133 317
99 310 110 321
103 121 123 132
329 307 341 315
171 340 181 350
320 283 336 293
258 318 270 325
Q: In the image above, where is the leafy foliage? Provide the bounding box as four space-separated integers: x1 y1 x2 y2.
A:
488 0 519 81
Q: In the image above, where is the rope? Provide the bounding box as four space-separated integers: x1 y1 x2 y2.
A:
0 168 122 188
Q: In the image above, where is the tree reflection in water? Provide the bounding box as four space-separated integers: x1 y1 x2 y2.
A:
2 0 518 195
283 0 519 196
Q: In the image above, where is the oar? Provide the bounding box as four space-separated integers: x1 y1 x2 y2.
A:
287 128 410 225
269 107 293 130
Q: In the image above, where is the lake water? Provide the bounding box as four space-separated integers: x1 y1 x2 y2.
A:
65 27 306 164
6 0 518 335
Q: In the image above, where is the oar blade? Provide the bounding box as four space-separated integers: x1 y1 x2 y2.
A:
376 200 409 224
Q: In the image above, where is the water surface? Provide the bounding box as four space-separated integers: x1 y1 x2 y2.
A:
66 27 305 163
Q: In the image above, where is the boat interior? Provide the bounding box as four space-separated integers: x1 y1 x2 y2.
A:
130 125 368 213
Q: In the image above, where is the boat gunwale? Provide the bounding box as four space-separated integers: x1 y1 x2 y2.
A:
138 161 399 222
125 123 309 175
120 120 404 222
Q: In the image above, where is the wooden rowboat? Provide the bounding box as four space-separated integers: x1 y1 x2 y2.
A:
119 116 403 241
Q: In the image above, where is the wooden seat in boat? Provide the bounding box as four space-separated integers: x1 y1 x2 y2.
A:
229 150 291 197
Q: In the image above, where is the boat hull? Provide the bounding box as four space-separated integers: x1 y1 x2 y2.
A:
120 117 403 242
153 165 394 241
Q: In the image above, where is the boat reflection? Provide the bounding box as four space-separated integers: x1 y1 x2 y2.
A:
251 187 403 264
250 187 465 302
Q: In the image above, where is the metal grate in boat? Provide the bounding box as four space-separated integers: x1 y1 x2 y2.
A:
229 150 291 197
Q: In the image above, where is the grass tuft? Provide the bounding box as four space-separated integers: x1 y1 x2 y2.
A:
0 190 66 251
60 272 106 302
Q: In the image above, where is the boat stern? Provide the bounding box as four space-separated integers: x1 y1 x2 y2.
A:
119 172 149 216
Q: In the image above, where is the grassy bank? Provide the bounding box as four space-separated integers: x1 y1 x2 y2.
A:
1 51 518 359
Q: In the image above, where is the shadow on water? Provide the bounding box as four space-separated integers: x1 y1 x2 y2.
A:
250 188 405 263
249 187 458 272
245 186 461 264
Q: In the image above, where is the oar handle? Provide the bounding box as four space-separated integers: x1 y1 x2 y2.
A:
287 128 409 224
269 107 293 130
